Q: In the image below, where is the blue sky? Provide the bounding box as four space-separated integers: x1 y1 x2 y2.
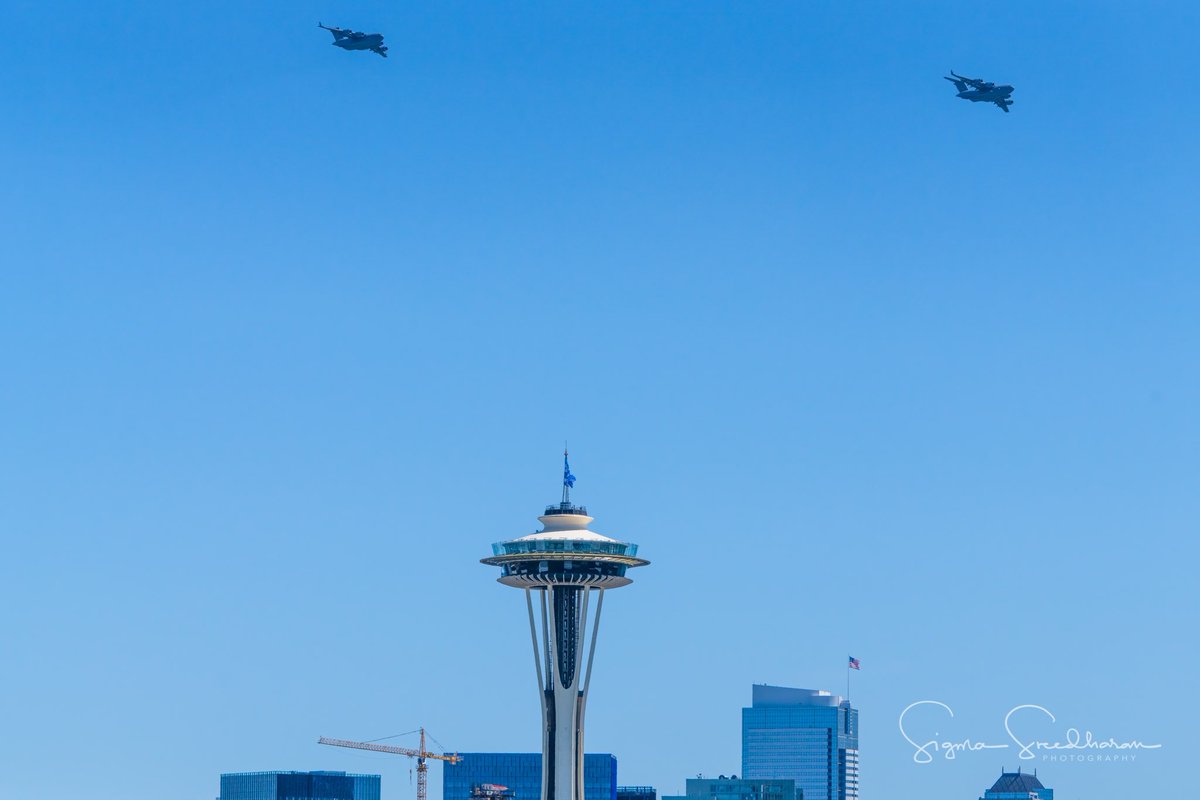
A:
2 2 1198 799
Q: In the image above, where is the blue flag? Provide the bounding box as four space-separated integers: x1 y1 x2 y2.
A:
563 452 576 488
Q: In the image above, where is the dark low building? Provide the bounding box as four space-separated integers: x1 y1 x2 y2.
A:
617 787 656 800
979 769 1053 800
663 776 801 800
219 771 380 800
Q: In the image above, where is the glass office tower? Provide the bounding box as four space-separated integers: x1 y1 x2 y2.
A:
979 769 1053 800
741 685 858 800
219 771 381 800
443 753 618 800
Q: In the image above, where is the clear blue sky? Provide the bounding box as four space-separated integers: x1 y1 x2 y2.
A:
2 2 1197 799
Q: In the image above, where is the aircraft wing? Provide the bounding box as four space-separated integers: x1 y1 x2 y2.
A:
995 99 1011 113
951 71 991 89
370 45 389 58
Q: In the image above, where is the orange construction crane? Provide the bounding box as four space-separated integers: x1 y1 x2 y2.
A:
319 729 461 800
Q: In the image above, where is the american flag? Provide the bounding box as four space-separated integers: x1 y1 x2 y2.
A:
848 656 861 670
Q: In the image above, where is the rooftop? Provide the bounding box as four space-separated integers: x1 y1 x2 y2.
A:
490 505 641 555
751 684 849 708
544 501 588 516
220 771 380 779
987 771 1046 793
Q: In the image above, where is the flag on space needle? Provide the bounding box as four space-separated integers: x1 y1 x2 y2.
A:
563 451 576 489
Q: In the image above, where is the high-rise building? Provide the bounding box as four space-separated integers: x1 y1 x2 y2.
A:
741 685 858 800
481 460 648 800
978 769 1053 800
662 776 800 800
219 771 381 800
443 753 618 800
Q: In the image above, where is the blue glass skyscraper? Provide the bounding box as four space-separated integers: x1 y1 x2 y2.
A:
443 753 617 800
741 685 859 800
220 771 381 800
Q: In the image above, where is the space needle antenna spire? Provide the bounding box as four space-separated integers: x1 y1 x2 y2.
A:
561 444 575 507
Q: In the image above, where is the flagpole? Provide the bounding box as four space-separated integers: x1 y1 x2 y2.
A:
562 444 575 507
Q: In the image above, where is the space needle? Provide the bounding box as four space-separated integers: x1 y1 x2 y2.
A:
481 452 648 800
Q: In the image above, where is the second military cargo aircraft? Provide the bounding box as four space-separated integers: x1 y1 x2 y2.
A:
944 71 1014 112
319 23 388 58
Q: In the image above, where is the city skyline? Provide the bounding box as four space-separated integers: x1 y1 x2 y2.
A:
203 680 1071 800
3 2 1196 799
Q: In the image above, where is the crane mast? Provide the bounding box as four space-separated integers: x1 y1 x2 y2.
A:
319 728 461 800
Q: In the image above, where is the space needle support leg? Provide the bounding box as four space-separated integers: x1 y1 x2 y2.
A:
539 587 554 800
581 588 605 697
525 588 545 694
574 586 590 688
541 589 552 684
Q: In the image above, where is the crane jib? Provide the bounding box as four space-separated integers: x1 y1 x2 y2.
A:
318 730 462 800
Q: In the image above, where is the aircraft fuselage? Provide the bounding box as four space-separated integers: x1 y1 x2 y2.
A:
957 85 1014 103
334 35 384 51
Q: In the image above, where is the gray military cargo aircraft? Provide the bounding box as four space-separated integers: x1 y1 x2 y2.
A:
318 23 388 58
944 71 1014 112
